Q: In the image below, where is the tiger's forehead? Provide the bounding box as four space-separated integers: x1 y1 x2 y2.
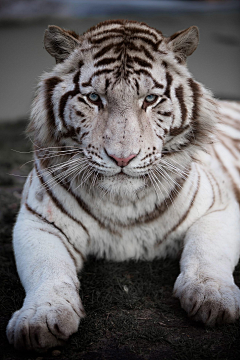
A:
83 19 163 44
81 19 165 67
78 20 166 94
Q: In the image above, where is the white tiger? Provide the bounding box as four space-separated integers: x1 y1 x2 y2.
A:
7 20 240 352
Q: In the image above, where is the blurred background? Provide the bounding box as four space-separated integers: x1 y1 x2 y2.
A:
0 0 239 123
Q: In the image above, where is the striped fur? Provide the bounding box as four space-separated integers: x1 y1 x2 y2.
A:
7 20 240 351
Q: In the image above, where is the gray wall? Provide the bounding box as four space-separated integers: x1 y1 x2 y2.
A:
0 11 239 123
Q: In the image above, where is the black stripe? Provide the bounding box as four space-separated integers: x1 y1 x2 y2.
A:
105 78 110 93
95 57 119 67
126 26 159 42
134 79 140 95
129 36 161 51
126 42 154 61
78 96 91 107
201 169 215 210
162 61 168 68
156 170 200 246
135 69 162 89
175 85 187 126
164 72 173 98
91 28 125 39
45 77 63 134
131 56 152 68
169 125 189 137
94 43 116 59
220 138 239 160
91 35 122 44
214 148 240 205
59 70 81 126
133 173 189 226
82 69 113 88
75 110 85 117
188 78 200 121
60 182 121 236
25 202 85 264
157 111 172 116
79 131 89 141
35 163 90 237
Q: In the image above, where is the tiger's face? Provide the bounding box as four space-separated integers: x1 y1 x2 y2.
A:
30 20 215 196
65 66 172 177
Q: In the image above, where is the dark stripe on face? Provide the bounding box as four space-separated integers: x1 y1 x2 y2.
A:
135 79 140 95
126 26 159 42
78 96 90 107
105 78 110 93
153 80 164 89
35 163 90 237
162 61 168 68
175 85 187 126
169 125 189 137
129 36 160 51
79 131 89 142
126 42 154 61
159 98 167 104
188 78 200 121
135 69 163 88
59 71 81 126
158 111 172 116
45 77 63 134
91 35 122 44
75 110 85 117
164 72 173 98
131 56 152 68
94 43 116 59
91 28 125 39
82 69 114 87
25 202 85 264
95 57 119 67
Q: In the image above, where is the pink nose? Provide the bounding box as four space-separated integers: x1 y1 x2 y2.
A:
109 153 137 167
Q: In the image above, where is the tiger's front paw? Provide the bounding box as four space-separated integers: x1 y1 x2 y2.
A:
173 273 240 326
6 292 85 352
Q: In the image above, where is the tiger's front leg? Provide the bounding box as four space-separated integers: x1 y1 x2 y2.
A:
6 206 85 352
174 201 240 326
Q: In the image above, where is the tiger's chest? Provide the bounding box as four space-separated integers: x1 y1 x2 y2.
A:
27 160 223 262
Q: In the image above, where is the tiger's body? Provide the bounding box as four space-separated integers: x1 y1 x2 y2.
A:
7 20 240 351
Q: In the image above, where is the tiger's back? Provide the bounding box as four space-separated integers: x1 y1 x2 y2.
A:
214 100 240 203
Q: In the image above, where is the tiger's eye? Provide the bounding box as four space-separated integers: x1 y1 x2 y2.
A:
88 93 100 102
145 94 157 103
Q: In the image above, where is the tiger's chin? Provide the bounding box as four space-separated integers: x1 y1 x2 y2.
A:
96 172 149 202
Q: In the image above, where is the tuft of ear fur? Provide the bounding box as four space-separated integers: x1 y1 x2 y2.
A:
167 26 199 63
44 25 81 63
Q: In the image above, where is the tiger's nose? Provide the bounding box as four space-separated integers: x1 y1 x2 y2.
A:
108 153 137 167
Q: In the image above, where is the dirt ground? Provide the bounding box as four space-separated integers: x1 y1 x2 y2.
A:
0 120 240 360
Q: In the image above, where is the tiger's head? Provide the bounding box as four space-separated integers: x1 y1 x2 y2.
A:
29 20 218 198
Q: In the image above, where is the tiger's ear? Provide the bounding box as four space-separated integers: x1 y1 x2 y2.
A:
44 25 81 63
167 26 199 63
